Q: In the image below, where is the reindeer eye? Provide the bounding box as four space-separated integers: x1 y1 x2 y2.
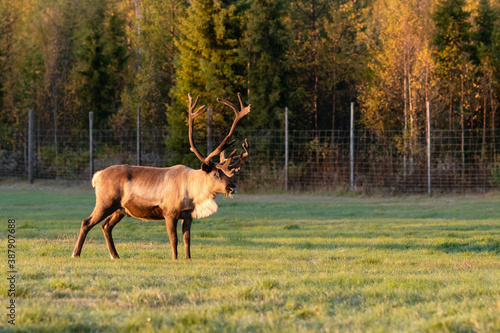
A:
213 172 219 179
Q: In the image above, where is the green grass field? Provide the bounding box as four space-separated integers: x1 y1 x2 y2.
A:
1 183 499 332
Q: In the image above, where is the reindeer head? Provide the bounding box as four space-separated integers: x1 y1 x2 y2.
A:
187 93 250 195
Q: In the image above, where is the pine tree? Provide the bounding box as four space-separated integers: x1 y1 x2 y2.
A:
473 0 498 157
70 0 128 129
433 0 475 183
111 0 183 136
288 0 329 131
323 0 368 132
432 0 472 130
433 0 472 67
475 0 496 49
0 0 8 114
0 0 16 144
244 0 291 129
168 0 247 166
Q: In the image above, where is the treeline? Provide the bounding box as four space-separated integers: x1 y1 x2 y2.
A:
1 0 499 165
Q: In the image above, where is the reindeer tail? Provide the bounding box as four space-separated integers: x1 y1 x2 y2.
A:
91 170 103 188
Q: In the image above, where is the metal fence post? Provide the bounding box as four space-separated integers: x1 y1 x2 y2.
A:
28 109 34 184
426 101 431 196
285 107 289 192
137 105 141 165
89 111 94 181
350 102 355 190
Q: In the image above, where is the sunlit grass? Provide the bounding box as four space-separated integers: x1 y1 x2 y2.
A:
1 184 499 332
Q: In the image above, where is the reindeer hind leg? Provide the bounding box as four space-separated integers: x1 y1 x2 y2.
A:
72 204 119 258
101 210 125 259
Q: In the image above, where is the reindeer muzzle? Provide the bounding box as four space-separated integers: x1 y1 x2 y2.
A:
227 186 237 195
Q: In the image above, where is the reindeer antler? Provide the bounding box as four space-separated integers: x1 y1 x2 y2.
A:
187 93 250 176
216 139 250 177
187 93 208 163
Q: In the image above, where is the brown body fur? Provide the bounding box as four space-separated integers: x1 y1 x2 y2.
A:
72 164 235 260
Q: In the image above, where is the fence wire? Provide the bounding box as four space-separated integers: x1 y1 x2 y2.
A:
1 127 499 193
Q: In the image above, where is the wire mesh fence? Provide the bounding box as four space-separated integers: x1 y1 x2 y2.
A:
1 126 500 193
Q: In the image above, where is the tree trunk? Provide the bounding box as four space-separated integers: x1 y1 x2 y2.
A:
460 73 465 184
331 67 336 143
53 94 58 165
408 66 414 175
310 0 318 135
170 0 176 88
490 76 496 163
403 52 408 178
483 94 487 159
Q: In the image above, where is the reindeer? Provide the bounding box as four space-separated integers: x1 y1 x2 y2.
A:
71 93 250 260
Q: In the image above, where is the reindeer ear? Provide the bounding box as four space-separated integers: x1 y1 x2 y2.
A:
201 163 213 173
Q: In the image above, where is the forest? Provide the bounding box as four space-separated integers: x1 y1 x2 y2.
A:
0 0 499 167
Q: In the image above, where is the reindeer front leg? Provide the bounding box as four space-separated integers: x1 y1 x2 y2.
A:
165 216 178 260
182 217 192 259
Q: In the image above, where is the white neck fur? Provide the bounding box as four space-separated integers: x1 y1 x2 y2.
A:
192 196 218 219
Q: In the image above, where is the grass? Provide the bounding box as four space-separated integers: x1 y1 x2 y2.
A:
0 182 499 332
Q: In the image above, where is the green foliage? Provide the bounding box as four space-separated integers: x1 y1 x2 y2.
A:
0 0 12 112
112 0 183 134
474 0 497 48
244 0 291 129
288 0 330 130
38 146 90 178
173 0 246 101
168 0 248 165
1 0 500 162
71 0 128 128
490 164 500 186
323 0 368 131
17 43 45 111
433 0 472 75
